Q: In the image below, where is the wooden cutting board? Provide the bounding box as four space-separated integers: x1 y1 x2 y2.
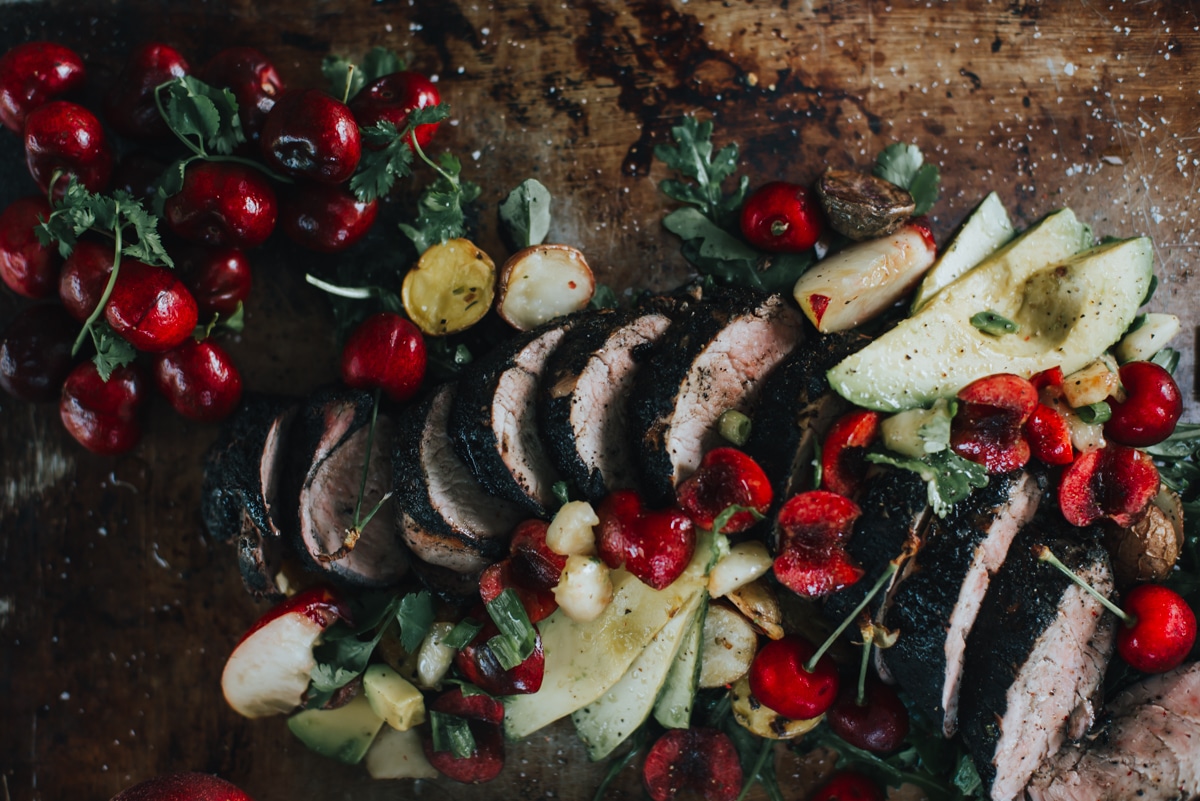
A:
1 1 1197 799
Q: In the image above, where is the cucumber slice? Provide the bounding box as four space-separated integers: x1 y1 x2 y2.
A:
910 191 1015 312
572 592 704 760
653 600 707 729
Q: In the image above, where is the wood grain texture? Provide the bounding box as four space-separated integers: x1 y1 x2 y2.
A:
0 1 1197 799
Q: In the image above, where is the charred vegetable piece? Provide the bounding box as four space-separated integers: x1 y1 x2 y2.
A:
816 167 916 241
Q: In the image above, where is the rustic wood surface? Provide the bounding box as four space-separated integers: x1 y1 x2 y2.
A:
1 1 1198 799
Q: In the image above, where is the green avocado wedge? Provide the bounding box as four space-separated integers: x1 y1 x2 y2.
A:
909 191 1015 313
828 235 1154 411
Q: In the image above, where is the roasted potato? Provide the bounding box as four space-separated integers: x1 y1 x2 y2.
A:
496 244 594 331
1103 488 1185 586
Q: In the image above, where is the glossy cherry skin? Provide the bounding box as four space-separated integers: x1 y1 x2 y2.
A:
0 195 60 299
509 518 567 592
279 183 378 254
235 584 351 646
196 46 284 142
24 100 114 197
675 447 773 533
1117 584 1197 674
1105 361 1183 447
454 619 545 696
59 240 115 322
739 181 824 253
479 558 557 624
1058 444 1160 528
260 89 361 185
59 361 145 455
748 634 839 720
826 676 910 754
104 260 199 352
1025 402 1074 466
164 161 277 249
809 771 884 801
152 338 243 422
340 312 426 402
350 71 442 150
109 771 256 801
173 244 251 318
951 373 1038 474
0 41 86 133
596 489 696 590
0 304 78 402
422 688 506 784
104 42 190 138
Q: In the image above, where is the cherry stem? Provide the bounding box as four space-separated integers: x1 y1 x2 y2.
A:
410 130 455 185
351 386 383 530
855 619 873 707
1035 545 1130 625
735 736 775 801
342 64 355 104
805 561 898 674
71 205 123 358
305 273 377 299
770 218 790 237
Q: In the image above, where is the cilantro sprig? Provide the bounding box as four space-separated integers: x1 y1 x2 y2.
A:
874 143 941 216
397 139 481 253
322 47 406 103
351 104 455 206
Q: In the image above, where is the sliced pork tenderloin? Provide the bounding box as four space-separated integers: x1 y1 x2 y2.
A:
449 315 582 516
628 289 804 504
882 469 1042 737
290 388 409 589
958 530 1116 801
394 383 525 574
539 308 674 501
1026 661 1200 801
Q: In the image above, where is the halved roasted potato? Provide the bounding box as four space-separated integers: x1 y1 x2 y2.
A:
698 604 758 688
401 238 496 336
497 244 595 331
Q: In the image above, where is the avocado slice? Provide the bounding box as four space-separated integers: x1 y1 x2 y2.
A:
287 693 385 765
910 192 1015 312
829 235 1153 411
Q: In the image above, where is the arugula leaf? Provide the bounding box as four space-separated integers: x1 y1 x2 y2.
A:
499 178 552 248
874 143 940 215
159 75 245 156
867 449 988 517
654 115 747 226
589 283 619 310
396 591 434 653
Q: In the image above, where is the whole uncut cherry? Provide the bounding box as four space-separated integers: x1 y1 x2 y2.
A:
748 634 839 720
340 312 426 402
164 161 277 249
1105 361 1183 447
0 41 86 133
740 181 825 253
104 42 190 138
260 89 361 185
279 183 378 254
809 771 884 801
0 195 61 299
826 675 910 754
350 71 442 150
0 304 78 402
109 772 255 801
152 338 243 422
197 46 284 142
1116 584 1196 674
60 361 145 455
24 100 114 197
174 244 252 318
59 240 115 322
104 260 199 352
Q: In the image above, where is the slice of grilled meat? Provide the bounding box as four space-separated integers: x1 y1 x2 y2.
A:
290 388 409 589
1026 661 1200 801
394 383 525 574
960 531 1116 801
882 469 1042 738
629 289 803 504
449 315 580 516
539 308 673 501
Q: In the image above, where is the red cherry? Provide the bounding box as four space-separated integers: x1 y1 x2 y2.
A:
0 41 86 133
820 410 881 498
739 181 824 253
479 558 557 624
278 182 378 254
1024 402 1074 466
59 240 114 322
174 244 252 318
675 447 773 533
104 42 190 138
260 89 361 185
196 47 284 142
453 619 544 696
1030 365 1064 392
1058 444 1160 527
0 195 60 299
809 770 885 801
508 519 567 592
773 490 864 598
339 312 426 403
951 372 1037 473
773 545 864 599
422 688 506 784
164 161 277 249
59 361 145 455
596 489 696 590
104 260 199 353
235 584 351 646
152 339 243 422
108 771 256 801
0 304 79 402
349 71 442 150
1105 361 1183 447
1116 584 1196 674
641 727 743 801
826 676 910 754
24 100 114 197
748 634 839 720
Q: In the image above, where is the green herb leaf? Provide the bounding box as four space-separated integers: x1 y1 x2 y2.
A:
1151 347 1181 373
654 115 747 225
90 322 137 380
589 283 619 310
398 151 480 254
430 710 476 758
442 617 484 651
160 75 245 155
499 178 552 248
396 590 435 653
351 121 416 203
867 449 989 517
874 143 940 215
970 310 1019 336
711 504 765 536
552 480 571 505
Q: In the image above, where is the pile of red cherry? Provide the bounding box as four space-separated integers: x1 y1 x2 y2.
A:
0 40 438 452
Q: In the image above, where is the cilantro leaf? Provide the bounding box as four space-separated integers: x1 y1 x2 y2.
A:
589 283 619 310
667 208 813 293
398 151 481 254
873 143 940 215
499 178 552 248
867 449 989 517
351 105 453 203
396 590 434 653
160 75 245 156
324 47 406 102
90 322 137 380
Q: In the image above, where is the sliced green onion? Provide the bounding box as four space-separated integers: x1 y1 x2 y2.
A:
970 310 1020 336
711 503 765 536
718 409 752 446
1076 401 1112 424
485 588 536 669
430 710 475 758
1151 347 1180 374
552 480 571 505
442 617 484 651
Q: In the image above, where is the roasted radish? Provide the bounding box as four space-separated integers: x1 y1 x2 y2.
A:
496 244 594 331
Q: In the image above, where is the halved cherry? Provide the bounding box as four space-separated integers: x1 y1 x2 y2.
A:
772 490 863 599
748 634 839 720
820 410 881 498
951 373 1038 473
809 771 884 801
422 687 505 784
453 619 544 696
1024 402 1074 466
675 447 772 533
1030 366 1064 392
479 558 557 624
1058 443 1159 527
596 489 695 590
508 519 567 593
1105 361 1183 448
773 546 864 599
642 727 743 801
